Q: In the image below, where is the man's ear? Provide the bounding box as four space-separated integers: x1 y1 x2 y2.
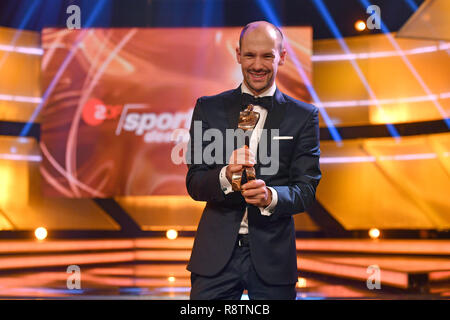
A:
236 47 241 64
278 48 287 66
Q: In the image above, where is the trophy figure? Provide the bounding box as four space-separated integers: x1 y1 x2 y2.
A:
231 104 260 192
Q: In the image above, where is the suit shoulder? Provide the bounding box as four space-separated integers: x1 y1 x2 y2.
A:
282 93 318 115
197 88 236 104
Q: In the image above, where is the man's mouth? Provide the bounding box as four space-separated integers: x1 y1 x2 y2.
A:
248 70 269 81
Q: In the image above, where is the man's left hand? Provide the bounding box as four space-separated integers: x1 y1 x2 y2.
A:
241 179 272 207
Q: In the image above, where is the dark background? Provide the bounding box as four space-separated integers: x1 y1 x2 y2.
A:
0 0 424 39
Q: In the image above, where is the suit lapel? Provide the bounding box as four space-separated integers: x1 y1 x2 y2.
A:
261 88 286 132
225 85 243 130
255 88 287 173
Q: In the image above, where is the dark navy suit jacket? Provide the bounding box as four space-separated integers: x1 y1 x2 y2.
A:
185 85 321 285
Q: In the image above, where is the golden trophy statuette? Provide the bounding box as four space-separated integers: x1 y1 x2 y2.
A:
231 104 260 192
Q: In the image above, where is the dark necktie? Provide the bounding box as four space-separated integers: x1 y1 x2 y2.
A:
241 93 273 112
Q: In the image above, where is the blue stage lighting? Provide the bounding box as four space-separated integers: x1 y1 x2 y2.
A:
360 0 450 129
255 0 343 144
404 0 419 12
20 0 109 137
312 0 401 139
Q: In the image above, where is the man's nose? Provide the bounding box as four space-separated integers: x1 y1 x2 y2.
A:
251 56 264 70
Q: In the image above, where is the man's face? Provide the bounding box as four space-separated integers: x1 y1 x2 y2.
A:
236 27 286 96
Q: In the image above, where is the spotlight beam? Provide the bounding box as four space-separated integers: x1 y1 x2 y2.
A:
360 0 450 129
312 0 401 139
403 0 419 12
0 0 41 70
256 0 343 144
19 0 109 137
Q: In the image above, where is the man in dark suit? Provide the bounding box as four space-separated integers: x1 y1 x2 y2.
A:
185 21 321 300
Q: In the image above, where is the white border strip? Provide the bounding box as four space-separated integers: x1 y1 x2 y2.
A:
1 92 448 108
1 42 448 61
0 44 43 55
312 42 450 62
0 154 42 162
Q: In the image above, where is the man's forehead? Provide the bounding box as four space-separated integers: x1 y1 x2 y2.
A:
242 30 278 48
240 22 282 50
244 24 278 41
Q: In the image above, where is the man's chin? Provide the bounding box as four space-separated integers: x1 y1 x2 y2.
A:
246 81 270 95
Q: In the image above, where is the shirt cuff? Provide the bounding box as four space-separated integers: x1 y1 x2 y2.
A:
219 165 233 194
259 186 277 216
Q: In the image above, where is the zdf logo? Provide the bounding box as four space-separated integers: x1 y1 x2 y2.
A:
82 98 123 126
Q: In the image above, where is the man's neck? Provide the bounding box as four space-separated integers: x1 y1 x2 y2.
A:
241 81 277 97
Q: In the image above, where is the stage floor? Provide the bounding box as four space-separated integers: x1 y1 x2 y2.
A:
0 237 449 299
0 262 448 300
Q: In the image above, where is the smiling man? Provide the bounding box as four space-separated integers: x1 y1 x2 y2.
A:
237 21 285 96
186 21 321 300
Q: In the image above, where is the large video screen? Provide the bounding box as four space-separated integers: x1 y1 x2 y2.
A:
40 27 312 197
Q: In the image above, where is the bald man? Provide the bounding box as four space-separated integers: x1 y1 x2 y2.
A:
186 21 321 300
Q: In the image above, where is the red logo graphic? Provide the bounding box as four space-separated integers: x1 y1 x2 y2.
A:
82 98 123 126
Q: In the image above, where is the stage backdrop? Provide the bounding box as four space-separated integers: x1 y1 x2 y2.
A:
40 27 312 197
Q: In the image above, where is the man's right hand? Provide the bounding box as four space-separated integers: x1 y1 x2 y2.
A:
225 146 255 184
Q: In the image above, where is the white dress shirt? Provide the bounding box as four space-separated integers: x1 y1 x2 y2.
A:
219 82 279 234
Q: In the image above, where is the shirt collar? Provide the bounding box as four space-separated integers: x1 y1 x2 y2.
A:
241 81 277 98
